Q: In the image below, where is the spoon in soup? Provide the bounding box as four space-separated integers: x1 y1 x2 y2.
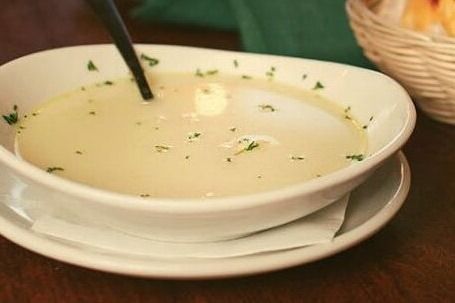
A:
86 0 153 100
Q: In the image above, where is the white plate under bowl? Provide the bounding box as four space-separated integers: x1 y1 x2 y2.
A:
0 152 410 279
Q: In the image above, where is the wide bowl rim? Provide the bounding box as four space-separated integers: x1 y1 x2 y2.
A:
0 44 416 213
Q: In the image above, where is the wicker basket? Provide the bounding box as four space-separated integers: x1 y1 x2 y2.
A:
346 0 455 125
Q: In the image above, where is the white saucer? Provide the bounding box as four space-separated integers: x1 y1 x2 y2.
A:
0 152 410 279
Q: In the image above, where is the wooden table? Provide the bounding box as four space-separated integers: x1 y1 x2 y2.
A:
1 1 454 302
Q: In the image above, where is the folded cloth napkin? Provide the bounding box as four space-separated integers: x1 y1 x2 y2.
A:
31 195 349 259
133 0 373 68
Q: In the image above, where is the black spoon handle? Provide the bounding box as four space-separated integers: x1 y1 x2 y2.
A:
86 0 153 100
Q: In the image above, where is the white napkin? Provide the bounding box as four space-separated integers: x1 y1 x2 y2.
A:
31 195 349 259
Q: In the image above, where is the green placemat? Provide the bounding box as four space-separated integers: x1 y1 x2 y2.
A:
133 0 373 68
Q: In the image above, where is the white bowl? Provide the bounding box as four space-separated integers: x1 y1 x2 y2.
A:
0 45 416 242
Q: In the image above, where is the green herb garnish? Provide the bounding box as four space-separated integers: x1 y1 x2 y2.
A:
226 157 232 162
346 154 365 161
302 74 308 80
140 54 159 67
195 69 218 77
104 81 113 86
195 68 204 77
245 141 259 151
87 60 98 71
89 111 96 115
75 151 83 155
241 75 252 80
344 107 352 120
235 139 260 155
46 167 64 173
229 127 237 132
265 66 276 79
139 194 150 198
155 145 171 153
233 59 239 68
2 105 19 125
290 155 305 161
313 81 324 90
188 132 202 141
258 104 276 112
185 155 190 160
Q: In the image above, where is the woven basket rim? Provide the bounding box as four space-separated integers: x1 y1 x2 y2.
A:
347 0 455 48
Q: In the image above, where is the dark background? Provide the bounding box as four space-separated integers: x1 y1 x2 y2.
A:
1 1 454 302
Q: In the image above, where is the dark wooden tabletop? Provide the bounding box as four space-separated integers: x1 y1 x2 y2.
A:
1 1 454 302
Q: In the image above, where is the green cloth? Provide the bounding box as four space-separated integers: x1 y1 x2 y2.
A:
133 0 373 68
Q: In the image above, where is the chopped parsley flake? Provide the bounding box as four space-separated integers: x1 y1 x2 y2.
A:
188 132 202 141
155 145 171 153
185 155 190 160
344 107 352 120
229 127 237 132
369 116 374 121
290 155 305 161
257 175 262 179
241 75 252 80
245 141 259 151
258 104 276 112
235 139 260 155
346 154 365 161
104 81 113 86
233 59 239 68
89 111 96 115
195 69 218 77
313 81 324 90
226 157 232 162
46 167 64 173
195 69 204 77
265 66 276 79
87 60 98 71
140 54 159 66
75 151 83 155
2 105 19 125
81 86 86 91
139 194 150 198
362 125 368 129
135 121 142 126
32 112 38 116
302 74 308 80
